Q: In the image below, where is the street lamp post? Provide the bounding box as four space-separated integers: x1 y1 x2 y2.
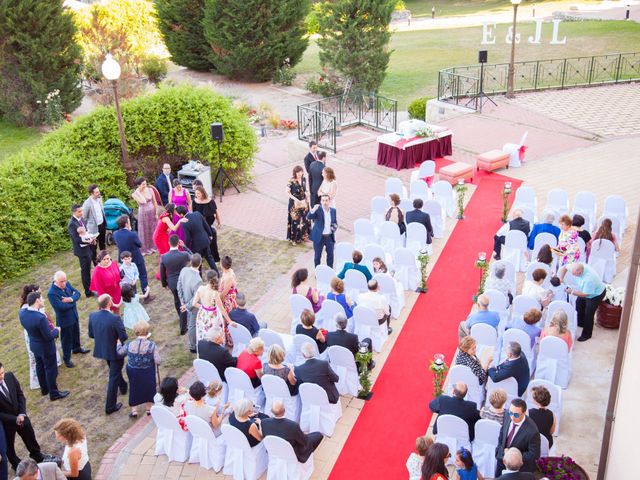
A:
506 0 521 99
101 54 129 166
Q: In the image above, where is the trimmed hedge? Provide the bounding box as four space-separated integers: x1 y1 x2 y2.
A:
408 97 429 121
0 85 257 279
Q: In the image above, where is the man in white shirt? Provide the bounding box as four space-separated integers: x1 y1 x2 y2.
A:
357 280 392 334
81 184 106 251
307 195 337 268
495 448 535 479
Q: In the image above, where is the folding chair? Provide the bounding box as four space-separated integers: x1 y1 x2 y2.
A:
150 405 192 462
185 415 226 471
221 424 268 480
264 435 314 480
299 383 342 437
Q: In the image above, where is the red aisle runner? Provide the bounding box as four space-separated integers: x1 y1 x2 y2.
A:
329 168 521 479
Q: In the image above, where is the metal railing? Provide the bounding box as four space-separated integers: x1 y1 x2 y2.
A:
297 93 398 152
438 52 640 110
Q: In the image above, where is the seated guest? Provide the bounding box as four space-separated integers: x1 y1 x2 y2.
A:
455 336 489 386
480 388 508 426
572 214 591 245
358 279 392 334
296 309 327 353
587 218 620 256
495 400 540 476
205 379 225 408
326 313 374 370
15 458 66 480
528 385 555 448
228 398 266 447
291 268 324 313
236 338 265 387
526 211 560 250
548 276 566 303
184 381 228 436
406 435 434 480
327 277 355 318
295 343 340 404
536 244 554 268
372 257 388 274
485 264 513 303
406 198 434 245
385 193 406 234
429 382 480 441
154 377 188 416
421 443 450 480
229 292 262 337
337 250 372 281
521 269 552 308
493 209 530 260
496 448 535 480
459 294 500 339
507 308 542 349
488 342 530 397
260 400 323 463
540 310 572 351
262 345 298 396
197 327 237 382
454 446 482 480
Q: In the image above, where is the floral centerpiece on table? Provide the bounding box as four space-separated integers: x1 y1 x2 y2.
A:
603 284 624 307
537 455 589 480
429 354 448 397
414 125 436 138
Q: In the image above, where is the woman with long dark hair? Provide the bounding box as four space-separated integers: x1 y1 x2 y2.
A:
421 442 449 480
286 165 310 244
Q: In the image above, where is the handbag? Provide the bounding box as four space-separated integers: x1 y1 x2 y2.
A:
294 198 307 209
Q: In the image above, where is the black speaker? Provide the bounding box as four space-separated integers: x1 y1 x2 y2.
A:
478 50 488 64
210 123 224 142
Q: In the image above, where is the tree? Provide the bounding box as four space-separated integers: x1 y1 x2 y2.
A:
155 0 213 71
317 0 395 93
0 0 83 125
203 0 309 81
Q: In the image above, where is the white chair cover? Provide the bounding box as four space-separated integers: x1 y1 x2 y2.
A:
431 180 455 218
513 185 537 211
486 377 519 406
410 159 436 184
259 329 294 359
193 359 228 403
290 294 313 335
393 247 420 291
229 323 252 357
264 435 314 480
363 243 388 271
587 238 616 283
335 242 355 275
472 419 501 478
293 334 320 366
316 299 346 332
225 367 265 407
435 415 471 464
447 365 484 409
536 336 571 388
400 198 414 214
503 230 528 272
519 206 536 228
406 222 429 256
261 374 300 423
532 232 558 259
370 196 389 226
315 265 336 296
184 415 226 471
344 269 368 303
489 260 517 293
327 345 360 397
409 179 430 202
150 405 192 462
470 323 498 349
526 378 563 435
502 131 528 167
374 272 405 318
572 191 597 231
602 195 628 232
483 288 509 325
221 424 268 480
545 301 577 339
353 305 388 352
385 177 407 198
422 200 445 238
378 221 403 255
540 433 550 456
512 295 541 326
299 383 342 437
354 218 376 251
597 215 623 241
545 188 569 216
525 262 552 289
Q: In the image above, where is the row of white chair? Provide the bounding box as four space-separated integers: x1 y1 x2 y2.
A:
381 177 456 219
354 217 432 257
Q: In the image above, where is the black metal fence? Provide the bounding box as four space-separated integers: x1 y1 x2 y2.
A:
438 52 640 110
297 93 398 152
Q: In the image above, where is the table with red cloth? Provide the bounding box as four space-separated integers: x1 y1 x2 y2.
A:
376 127 453 170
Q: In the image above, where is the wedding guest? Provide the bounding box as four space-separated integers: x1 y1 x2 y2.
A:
307 195 337 267
197 328 236 382
372 257 388 274
14 458 65 480
572 214 591 245
587 218 620 257
161 235 192 335
90 251 122 312
521 269 552 308
229 398 265 447
154 377 188 416
317 166 337 207
53 419 91 480
507 308 542 349
485 264 513 303
308 151 326 207
192 270 233 344
406 198 434 246
219 256 238 314
358 279 392 334
184 381 229 436
296 309 327 354
536 244 554 268
0 422 6 480
68 204 94 297
480 389 508 426
493 210 530 260
262 345 297 395
229 293 262 337
455 446 484 480
131 177 158 255
337 250 372 281
385 193 406 235
528 386 556 448
455 336 489 386
114 215 149 295
286 166 310 245
155 163 174 206
291 268 324 313
153 203 187 279
118 251 139 293
192 186 221 262
540 311 572 351
327 277 355 318
406 435 433 480
303 140 318 177
236 338 265 388
555 214 581 266
175 206 217 271
82 184 106 251
421 442 450 480
178 254 203 353
526 212 560 250
559 262 605 342
169 178 192 214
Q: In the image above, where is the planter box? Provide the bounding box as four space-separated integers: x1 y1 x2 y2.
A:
596 302 622 329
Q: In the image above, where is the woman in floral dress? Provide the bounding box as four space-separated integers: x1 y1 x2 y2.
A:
286 166 310 245
192 270 233 344
555 214 581 266
132 177 158 255
219 256 238 346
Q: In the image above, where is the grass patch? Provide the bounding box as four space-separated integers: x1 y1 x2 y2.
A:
1 227 299 466
0 119 42 162
404 0 599 18
296 20 640 108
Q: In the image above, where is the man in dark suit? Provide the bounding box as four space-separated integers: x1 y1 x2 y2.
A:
67 204 95 297
428 382 480 441
295 343 340 404
228 293 262 337
303 140 318 178
325 314 374 370
176 206 217 272
113 215 149 293
88 294 128 415
496 447 535 479
161 234 192 335
488 342 530 397
261 399 323 463
406 198 434 245
308 151 326 207
19 293 69 401
0 363 45 471
47 271 89 368
307 195 337 268
197 328 236 382
495 399 540 476
493 209 531 260
155 163 174 206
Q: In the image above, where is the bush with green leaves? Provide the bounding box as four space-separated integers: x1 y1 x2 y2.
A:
141 56 169 86
408 97 429 121
0 85 257 279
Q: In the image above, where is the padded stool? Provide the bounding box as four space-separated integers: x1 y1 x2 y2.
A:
476 149 510 172
438 162 474 185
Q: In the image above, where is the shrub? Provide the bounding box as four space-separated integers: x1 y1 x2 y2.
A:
273 59 296 86
305 3 321 35
305 73 344 97
141 56 169 86
408 97 429 121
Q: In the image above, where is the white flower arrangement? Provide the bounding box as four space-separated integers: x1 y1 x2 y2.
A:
604 284 625 307
415 125 436 138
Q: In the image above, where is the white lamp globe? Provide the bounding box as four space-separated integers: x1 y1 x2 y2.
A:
101 54 121 81
511 0 522 4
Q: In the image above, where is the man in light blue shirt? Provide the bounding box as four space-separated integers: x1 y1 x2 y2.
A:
459 294 500 339
560 263 606 342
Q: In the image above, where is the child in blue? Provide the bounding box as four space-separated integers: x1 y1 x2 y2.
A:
455 447 483 480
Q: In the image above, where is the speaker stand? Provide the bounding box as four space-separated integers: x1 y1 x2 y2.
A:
212 140 240 202
478 62 497 113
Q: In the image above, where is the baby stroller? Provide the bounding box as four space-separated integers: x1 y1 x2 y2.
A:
103 198 137 246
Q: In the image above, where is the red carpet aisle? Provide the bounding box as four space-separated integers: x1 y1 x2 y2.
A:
329 167 521 479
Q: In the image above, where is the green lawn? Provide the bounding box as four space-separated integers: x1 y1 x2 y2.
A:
0 119 42 162
296 20 640 109
404 0 598 18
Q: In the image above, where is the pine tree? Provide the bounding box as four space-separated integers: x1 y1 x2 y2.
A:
155 0 213 71
203 0 309 82
0 0 83 126
317 0 396 94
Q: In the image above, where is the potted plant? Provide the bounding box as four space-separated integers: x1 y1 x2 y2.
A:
429 354 448 397
417 248 430 293
537 455 590 480
356 342 373 400
597 284 624 329
472 252 489 302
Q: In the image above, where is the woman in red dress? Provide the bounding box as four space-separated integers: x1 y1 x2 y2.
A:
152 203 187 279
90 250 122 312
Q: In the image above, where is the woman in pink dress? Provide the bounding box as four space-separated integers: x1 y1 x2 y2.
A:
152 204 187 280
169 179 191 242
90 250 122 312
219 256 238 346
132 177 158 255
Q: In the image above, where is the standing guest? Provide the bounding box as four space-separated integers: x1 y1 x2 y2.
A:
572 214 591 245
526 212 560 250
177 254 203 353
294 343 339 404
14 458 66 480
528 386 555 448
406 435 433 480
308 151 326 207
406 198 434 246
559 262 605 342
296 310 327 354
358 279 392 334
120 284 150 330
337 250 372 281
495 399 540 476
480 389 508 426
262 345 297 395
317 167 337 207
536 244 554 268
90 251 122 312
154 377 188 416
492 210 530 261
587 218 620 257
236 338 265 388
521 269 552 308
229 293 262 337
455 447 484 480
291 268 324 313
184 381 228 436
153 203 187 279
155 163 174 206
507 309 542 349
421 442 450 480
307 195 337 268
131 177 158 255
169 180 191 242
88 294 128 415
0 362 46 471
118 251 139 293
192 186 221 263
488 342 530 397
286 166 310 245
53 419 91 480
192 271 233 343
67 204 95 297
118 321 160 418
160 235 191 335
540 310 573 350
219 256 238 314
82 184 106 251
327 278 355 318
495 448 535 480
197 328 236 382
429 382 480 441
484 264 513 303
385 193 406 235
47 272 89 369
176 206 217 272
303 140 318 177
455 337 489 386
19 293 69 402
554 214 581 266
113 215 149 295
